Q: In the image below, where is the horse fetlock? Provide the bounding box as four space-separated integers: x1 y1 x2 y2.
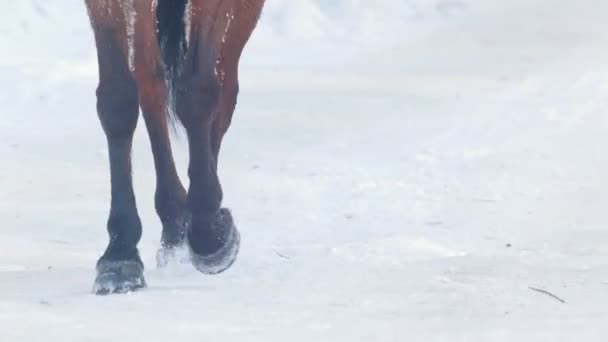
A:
105 211 142 255
159 210 190 249
188 176 223 215
155 185 188 222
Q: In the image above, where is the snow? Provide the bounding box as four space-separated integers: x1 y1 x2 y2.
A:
1 0 608 340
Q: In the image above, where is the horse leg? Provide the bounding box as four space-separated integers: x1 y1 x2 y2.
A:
171 0 265 274
86 0 145 295
209 0 264 159
131 1 189 266
174 32 239 275
211 82 238 160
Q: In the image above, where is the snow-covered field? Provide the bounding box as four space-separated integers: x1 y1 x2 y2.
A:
1 0 608 340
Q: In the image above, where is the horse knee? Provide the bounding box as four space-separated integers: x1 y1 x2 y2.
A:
94 30 139 138
96 76 139 140
97 77 139 131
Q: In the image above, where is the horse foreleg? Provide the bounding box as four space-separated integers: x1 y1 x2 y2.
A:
174 30 239 275
87 0 145 295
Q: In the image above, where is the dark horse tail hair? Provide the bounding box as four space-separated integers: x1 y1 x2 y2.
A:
156 0 188 80
156 0 188 127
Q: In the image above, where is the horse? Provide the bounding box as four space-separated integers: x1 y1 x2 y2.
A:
85 0 265 295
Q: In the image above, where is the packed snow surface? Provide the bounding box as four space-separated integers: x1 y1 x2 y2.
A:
1 1 607 341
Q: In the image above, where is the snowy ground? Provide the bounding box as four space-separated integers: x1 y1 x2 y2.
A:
1 0 608 341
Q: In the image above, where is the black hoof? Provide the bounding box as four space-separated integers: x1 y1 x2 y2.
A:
188 208 240 275
93 260 146 295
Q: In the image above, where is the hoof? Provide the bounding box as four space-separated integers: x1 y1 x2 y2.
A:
93 260 146 295
189 208 240 275
157 211 192 268
156 245 190 268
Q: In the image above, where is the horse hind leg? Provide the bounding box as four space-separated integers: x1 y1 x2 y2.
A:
86 0 145 295
131 0 190 267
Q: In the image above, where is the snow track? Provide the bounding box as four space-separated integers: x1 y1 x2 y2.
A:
0 1 607 340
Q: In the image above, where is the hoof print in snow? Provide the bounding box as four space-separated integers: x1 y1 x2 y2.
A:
188 208 241 275
93 260 146 295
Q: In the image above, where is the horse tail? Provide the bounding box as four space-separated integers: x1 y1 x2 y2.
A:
156 0 187 78
156 0 188 126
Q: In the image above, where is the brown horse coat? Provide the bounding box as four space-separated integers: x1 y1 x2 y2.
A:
85 0 265 294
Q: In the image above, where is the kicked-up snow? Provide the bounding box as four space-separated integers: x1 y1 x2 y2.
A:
0 0 608 341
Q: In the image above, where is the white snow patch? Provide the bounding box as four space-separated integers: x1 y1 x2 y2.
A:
1 0 608 341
